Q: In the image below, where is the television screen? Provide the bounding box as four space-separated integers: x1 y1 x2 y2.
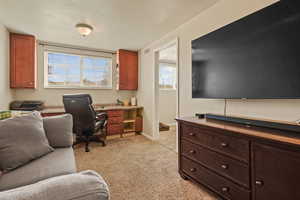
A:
192 1 300 99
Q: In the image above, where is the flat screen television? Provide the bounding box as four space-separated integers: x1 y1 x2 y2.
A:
192 1 300 99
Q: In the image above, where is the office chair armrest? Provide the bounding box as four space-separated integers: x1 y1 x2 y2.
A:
96 112 108 121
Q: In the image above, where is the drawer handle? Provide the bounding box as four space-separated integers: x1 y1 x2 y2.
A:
189 132 195 136
220 142 228 147
189 150 196 154
255 180 264 186
221 164 228 169
221 187 229 192
190 168 196 172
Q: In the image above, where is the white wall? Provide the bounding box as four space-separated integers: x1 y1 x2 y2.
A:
0 23 14 109
137 0 296 138
159 89 176 125
14 44 136 106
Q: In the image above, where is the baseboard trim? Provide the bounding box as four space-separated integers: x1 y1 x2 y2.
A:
160 122 176 126
141 132 157 140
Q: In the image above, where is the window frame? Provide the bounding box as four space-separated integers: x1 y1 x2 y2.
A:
44 50 113 90
159 61 177 90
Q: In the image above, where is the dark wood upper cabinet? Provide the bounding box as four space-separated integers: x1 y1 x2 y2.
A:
117 49 138 90
10 33 36 89
252 143 300 200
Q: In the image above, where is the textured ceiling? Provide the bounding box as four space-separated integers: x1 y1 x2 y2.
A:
0 0 218 51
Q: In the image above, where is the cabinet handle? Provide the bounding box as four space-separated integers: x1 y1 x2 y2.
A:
221 164 228 169
221 187 229 192
189 150 196 154
220 142 228 147
255 180 263 186
189 132 195 136
190 168 196 172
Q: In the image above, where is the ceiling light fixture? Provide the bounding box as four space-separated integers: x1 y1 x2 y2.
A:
76 23 93 37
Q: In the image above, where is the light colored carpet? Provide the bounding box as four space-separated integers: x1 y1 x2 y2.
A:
74 134 217 200
158 125 177 152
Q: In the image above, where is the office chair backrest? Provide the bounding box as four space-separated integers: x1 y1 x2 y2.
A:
63 94 96 134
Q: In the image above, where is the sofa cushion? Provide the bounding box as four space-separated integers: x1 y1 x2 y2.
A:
0 170 109 200
0 112 54 172
43 114 74 148
0 148 76 191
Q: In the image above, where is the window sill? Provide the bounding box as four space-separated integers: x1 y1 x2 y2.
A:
44 86 113 90
159 88 177 91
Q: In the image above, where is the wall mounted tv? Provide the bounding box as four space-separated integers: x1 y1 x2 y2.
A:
192 1 300 99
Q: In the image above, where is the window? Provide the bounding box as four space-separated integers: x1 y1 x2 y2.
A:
44 51 112 89
159 62 176 90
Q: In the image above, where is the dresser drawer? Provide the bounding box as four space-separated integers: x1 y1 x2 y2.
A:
181 123 249 162
181 157 250 200
108 116 123 125
181 139 249 188
107 110 123 117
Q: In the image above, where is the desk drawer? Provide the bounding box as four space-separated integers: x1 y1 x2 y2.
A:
181 123 249 163
181 139 249 188
181 157 250 200
108 116 123 125
108 124 123 135
107 110 123 117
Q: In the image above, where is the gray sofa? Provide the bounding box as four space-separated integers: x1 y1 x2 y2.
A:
0 114 109 200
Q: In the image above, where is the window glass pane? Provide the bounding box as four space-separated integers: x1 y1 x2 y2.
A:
48 53 80 86
46 51 112 89
82 57 112 87
48 64 65 86
66 59 80 86
159 63 176 89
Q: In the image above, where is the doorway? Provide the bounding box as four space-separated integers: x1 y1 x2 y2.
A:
153 39 179 152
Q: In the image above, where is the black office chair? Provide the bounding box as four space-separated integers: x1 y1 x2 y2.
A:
63 94 108 152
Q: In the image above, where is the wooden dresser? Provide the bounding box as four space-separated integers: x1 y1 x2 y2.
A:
176 117 300 200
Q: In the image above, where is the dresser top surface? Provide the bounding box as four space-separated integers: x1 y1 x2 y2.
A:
176 117 300 146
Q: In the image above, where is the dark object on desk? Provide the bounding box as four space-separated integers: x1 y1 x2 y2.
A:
116 99 124 106
10 101 44 111
195 113 205 119
63 94 108 152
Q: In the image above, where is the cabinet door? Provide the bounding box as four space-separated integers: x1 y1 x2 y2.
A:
135 116 143 132
118 49 138 90
252 143 300 200
107 124 124 135
10 33 36 88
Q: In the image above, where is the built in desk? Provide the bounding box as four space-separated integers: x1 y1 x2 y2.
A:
42 105 143 137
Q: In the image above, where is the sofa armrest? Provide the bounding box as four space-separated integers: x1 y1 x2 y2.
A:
43 114 73 148
0 170 110 200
